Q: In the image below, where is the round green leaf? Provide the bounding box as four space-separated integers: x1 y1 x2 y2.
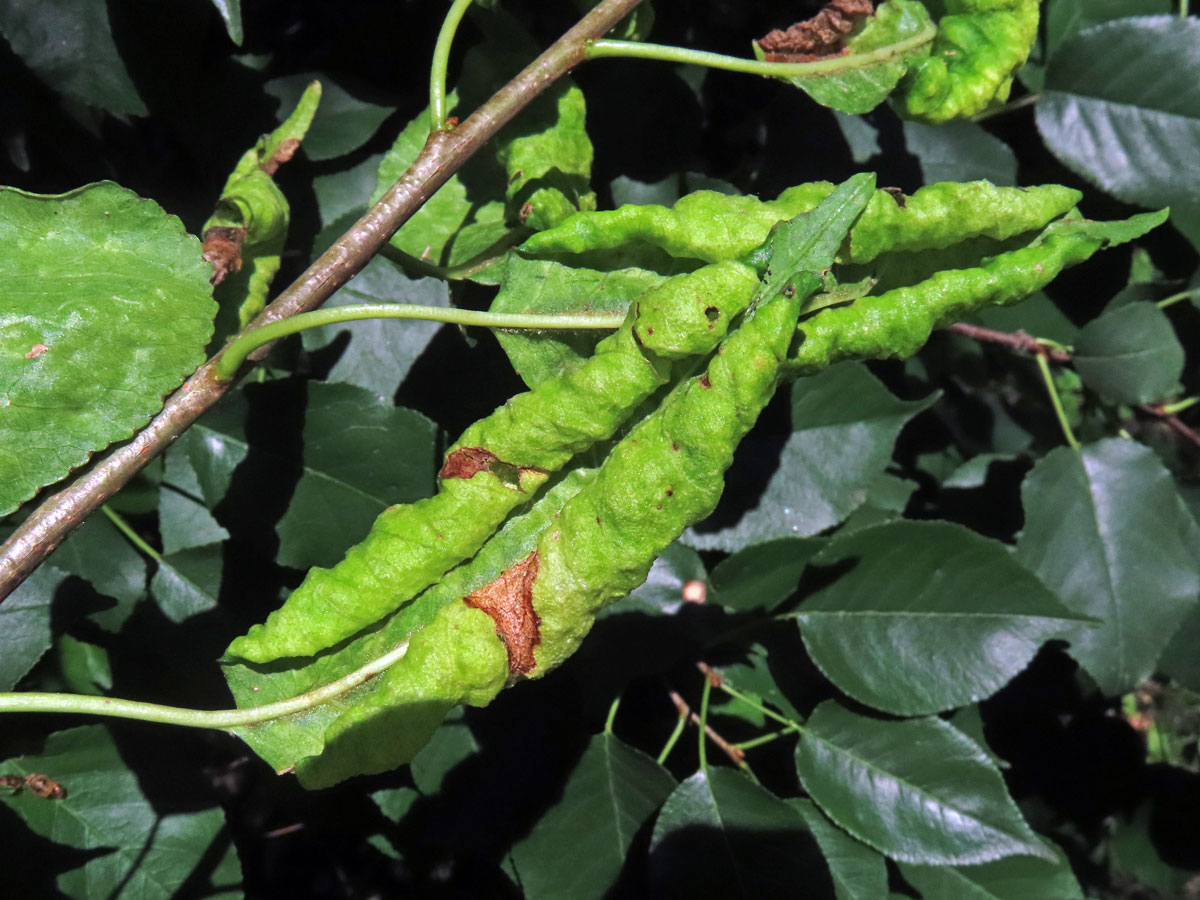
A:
1073 302 1184 404
0 182 215 515
1036 17 1200 235
792 521 1093 716
511 732 676 900
795 702 1052 865
1015 439 1200 696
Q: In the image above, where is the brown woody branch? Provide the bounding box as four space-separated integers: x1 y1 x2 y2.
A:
0 0 645 601
946 321 1200 452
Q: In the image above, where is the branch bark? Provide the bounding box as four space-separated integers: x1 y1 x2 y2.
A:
0 0 644 601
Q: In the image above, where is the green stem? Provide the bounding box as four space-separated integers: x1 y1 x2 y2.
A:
585 24 936 79
657 706 688 765
1161 396 1199 416
697 677 712 771
216 304 624 381
1158 287 1200 309
430 0 477 131
101 506 162 563
716 681 805 733
734 728 800 752
0 642 410 729
1035 350 1080 451
604 695 621 734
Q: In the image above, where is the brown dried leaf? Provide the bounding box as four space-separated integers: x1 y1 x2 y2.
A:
756 0 875 62
201 225 247 285
439 447 501 479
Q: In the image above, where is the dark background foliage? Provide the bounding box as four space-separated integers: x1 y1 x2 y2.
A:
1 1 1199 898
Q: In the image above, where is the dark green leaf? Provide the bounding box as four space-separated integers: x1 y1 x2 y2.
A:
0 725 228 900
511 732 676 900
371 786 418 823
274 382 438 570
209 0 243 45
150 543 222 623
56 514 147 632
686 362 936 551
410 711 478 795
650 766 832 898
1015 439 1200 696
792 799 888 900
1146 498 1200 690
1073 302 1184 404
0 183 215 515
0 564 62 689
159 447 228 555
902 121 1016 186
490 255 667 387
795 701 1051 864
57 634 113 695
172 389 250 509
300 257 452 398
1036 18 1200 244
312 153 384 256
899 852 1085 899
715 644 804 723
0 0 147 114
792 521 1093 716
708 538 823 613
265 74 392 161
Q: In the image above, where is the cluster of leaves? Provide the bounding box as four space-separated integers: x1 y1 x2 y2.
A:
1 1 1199 899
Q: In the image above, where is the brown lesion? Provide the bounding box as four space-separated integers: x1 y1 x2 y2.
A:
756 0 875 62
201 225 247 286
464 551 541 676
261 137 301 176
439 447 501 479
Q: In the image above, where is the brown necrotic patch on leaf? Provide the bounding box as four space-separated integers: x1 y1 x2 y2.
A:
439 447 501 479
262 137 301 176
1 773 66 799
464 551 541 675
756 0 875 62
202 225 247 285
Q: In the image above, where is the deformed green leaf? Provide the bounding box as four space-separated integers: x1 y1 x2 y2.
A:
224 469 598 781
511 732 676 900
759 0 936 116
795 701 1052 865
650 767 833 897
0 182 215 515
686 362 935 551
1015 439 1200 696
274 382 438 571
792 520 1093 716
0 725 228 900
1036 17 1200 248
489 255 668 387
792 799 888 900
1073 302 1184 404
0 564 63 690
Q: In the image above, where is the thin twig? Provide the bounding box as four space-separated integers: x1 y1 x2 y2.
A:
0 0 645 601
666 689 748 769
947 321 1200 453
